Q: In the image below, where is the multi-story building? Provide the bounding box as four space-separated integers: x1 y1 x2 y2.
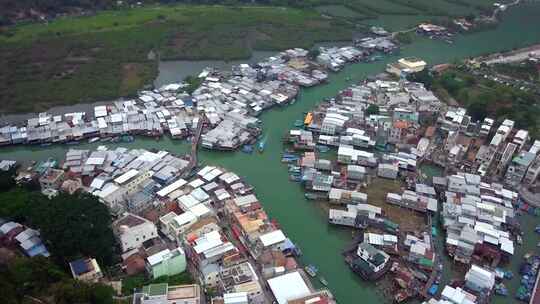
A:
133 283 201 304
113 213 158 253
505 151 535 187
146 247 187 279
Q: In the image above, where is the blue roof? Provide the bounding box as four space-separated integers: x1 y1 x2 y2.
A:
183 98 193 106
27 244 50 257
70 258 90 275
429 284 439 295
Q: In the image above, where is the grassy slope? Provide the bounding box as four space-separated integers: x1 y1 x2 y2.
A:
0 5 354 113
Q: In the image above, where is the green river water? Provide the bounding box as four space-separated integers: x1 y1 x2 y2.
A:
2 4 540 303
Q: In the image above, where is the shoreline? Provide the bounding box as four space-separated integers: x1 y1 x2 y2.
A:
0 44 394 151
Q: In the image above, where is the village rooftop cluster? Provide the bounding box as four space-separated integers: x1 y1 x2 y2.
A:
281 62 540 303
14 145 339 304
0 42 393 151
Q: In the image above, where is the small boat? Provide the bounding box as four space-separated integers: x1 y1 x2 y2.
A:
40 142 52 147
316 145 330 153
305 265 318 277
66 140 80 145
242 145 254 154
294 119 304 127
288 166 301 173
258 135 267 153
88 137 100 143
121 135 134 143
289 174 302 182
319 276 328 286
535 225 540 233
305 192 327 200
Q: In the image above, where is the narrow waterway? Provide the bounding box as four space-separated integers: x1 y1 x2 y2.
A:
2 4 540 304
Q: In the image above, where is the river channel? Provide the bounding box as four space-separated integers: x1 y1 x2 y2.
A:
2 4 540 304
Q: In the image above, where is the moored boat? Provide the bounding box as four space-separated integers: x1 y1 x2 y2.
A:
242 145 254 154
257 135 267 153
305 264 318 277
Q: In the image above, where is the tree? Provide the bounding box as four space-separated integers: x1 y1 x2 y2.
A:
27 193 115 266
365 104 379 116
0 166 17 192
394 32 413 44
407 69 433 89
0 256 115 304
307 47 320 60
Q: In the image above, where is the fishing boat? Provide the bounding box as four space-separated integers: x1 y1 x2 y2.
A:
305 265 318 277
88 137 100 143
257 135 267 153
319 276 328 286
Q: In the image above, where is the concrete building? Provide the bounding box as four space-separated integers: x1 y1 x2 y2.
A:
114 213 158 253
267 271 311 304
146 247 187 279
134 283 201 304
219 262 265 304
505 151 535 187
524 154 540 185
39 168 65 190
357 242 390 273
386 57 427 76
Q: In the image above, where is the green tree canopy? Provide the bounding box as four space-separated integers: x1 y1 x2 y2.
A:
365 104 380 116
0 190 115 266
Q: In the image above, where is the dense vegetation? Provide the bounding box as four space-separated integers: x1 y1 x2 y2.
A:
493 62 540 83
409 68 540 139
1 0 495 25
0 0 498 113
0 256 115 304
0 5 354 113
0 185 115 266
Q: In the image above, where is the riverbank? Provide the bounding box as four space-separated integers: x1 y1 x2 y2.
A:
2 4 540 304
0 5 355 113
